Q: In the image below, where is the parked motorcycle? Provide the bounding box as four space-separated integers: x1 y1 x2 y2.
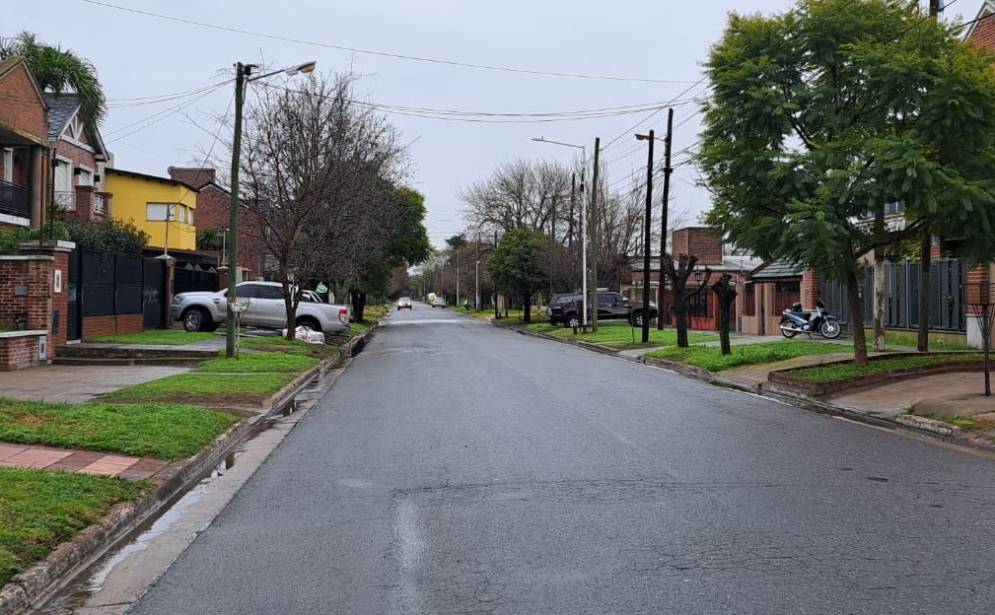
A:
779 299 842 339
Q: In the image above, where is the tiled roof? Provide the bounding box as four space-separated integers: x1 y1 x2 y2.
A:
750 259 804 280
43 93 80 141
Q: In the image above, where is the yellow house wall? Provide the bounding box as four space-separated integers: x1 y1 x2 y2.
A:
105 172 197 251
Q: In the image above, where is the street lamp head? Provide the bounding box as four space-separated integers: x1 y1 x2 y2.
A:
635 133 650 141
286 61 317 76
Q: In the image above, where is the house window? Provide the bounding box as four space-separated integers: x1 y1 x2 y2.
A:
147 203 174 221
743 283 756 316
1 149 11 183
77 167 93 187
186 207 194 224
688 287 709 318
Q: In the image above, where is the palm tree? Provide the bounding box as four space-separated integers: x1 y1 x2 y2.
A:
0 31 105 125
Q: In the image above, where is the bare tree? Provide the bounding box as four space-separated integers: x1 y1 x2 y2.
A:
460 159 571 235
240 73 405 336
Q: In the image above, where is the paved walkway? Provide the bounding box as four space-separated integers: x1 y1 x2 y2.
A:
0 365 189 403
828 372 990 417
0 443 167 480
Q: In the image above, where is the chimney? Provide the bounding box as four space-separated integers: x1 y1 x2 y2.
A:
670 227 723 266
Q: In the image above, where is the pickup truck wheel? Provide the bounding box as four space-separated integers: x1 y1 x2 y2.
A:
182 307 212 332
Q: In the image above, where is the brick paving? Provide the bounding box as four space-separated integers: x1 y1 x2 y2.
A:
0 442 167 480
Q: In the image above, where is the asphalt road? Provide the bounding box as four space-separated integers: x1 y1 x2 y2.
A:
130 304 995 614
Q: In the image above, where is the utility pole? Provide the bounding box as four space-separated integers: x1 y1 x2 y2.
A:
658 108 674 331
639 130 655 344
475 232 481 311
568 174 576 249
456 248 460 307
919 0 941 351
225 62 246 358
494 230 500 320
589 137 601 331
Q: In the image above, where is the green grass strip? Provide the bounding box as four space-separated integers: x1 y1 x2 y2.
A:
788 353 983 384
87 330 215 345
197 352 318 373
0 398 238 459
0 468 148 586
103 373 294 405
530 321 718 348
648 340 851 372
241 337 341 360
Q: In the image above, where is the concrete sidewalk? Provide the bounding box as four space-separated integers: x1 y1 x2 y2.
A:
828 372 991 418
0 365 189 403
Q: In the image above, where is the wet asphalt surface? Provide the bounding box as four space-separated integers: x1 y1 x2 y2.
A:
130 304 995 614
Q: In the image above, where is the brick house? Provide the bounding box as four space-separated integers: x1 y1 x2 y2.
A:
623 226 761 331
45 93 113 221
167 166 267 280
0 56 50 228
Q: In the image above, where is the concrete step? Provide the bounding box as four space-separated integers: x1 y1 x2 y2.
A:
57 345 217 360
52 356 207 367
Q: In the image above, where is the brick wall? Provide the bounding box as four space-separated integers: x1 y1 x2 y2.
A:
188 180 268 278
0 63 47 141
801 268 821 309
0 255 53 331
82 313 143 339
0 334 44 371
671 227 723 265
970 8 995 52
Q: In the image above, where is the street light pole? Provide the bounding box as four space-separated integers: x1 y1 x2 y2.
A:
658 108 674 331
636 130 655 344
531 137 588 328
225 60 316 359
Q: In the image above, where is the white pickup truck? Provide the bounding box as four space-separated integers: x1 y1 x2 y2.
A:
171 281 350 334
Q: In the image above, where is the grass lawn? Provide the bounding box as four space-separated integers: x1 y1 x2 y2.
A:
197 351 318 373
350 322 369 335
880 330 971 351
0 398 238 459
529 322 718 348
87 330 215 345
103 373 295 405
788 353 984 384
648 340 852 372
0 468 148 586
241 336 340 360
361 303 391 322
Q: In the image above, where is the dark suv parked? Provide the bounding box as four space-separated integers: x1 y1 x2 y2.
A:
547 292 658 328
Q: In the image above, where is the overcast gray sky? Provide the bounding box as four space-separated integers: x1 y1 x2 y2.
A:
17 0 970 249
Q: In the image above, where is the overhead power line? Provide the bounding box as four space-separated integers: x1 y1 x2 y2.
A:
78 0 701 84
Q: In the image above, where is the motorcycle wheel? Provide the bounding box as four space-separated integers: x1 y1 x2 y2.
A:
780 327 797 339
820 320 842 339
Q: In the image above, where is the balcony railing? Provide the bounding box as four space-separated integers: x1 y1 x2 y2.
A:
54 190 76 212
0 180 30 219
92 192 107 215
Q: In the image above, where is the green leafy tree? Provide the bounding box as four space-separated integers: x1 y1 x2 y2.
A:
61 217 148 255
488 228 548 323
698 0 995 365
0 31 105 125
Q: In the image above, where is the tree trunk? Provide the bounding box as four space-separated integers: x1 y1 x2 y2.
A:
917 230 931 352
872 206 886 352
523 292 532 323
846 269 869 366
352 292 367 323
675 302 689 348
712 277 736 356
282 278 296 341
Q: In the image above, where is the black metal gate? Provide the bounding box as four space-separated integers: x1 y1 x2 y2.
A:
173 263 218 295
142 258 165 328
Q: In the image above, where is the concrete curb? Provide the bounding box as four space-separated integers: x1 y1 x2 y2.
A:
509 324 995 457
0 347 351 614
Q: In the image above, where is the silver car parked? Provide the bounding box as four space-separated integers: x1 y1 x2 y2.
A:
171 281 350 334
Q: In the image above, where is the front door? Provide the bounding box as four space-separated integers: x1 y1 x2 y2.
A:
142 258 164 328
54 160 72 209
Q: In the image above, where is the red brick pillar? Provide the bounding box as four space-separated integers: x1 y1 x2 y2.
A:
967 265 991 350
801 268 821 309
16 240 75 349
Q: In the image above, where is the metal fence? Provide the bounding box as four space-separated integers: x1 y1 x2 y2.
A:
68 250 167 339
819 259 966 333
173 263 218 295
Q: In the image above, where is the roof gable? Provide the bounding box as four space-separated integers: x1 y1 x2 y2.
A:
44 93 108 159
964 1 995 41
0 57 46 110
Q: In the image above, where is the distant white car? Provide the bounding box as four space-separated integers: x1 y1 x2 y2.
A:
397 297 413 310
431 297 447 308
